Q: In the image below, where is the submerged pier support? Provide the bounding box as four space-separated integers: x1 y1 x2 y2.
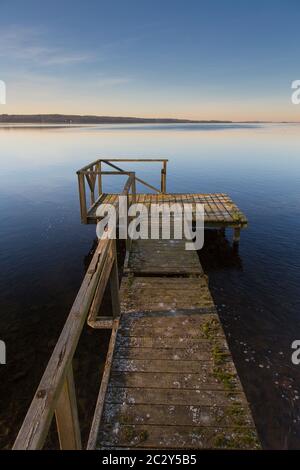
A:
233 226 241 245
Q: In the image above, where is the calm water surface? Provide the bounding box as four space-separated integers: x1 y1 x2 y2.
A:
0 123 300 448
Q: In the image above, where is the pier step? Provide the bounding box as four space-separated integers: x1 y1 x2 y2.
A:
125 239 203 275
120 276 213 314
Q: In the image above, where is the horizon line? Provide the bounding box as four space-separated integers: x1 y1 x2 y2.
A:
0 113 300 124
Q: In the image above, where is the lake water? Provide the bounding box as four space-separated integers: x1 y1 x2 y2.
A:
0 123 300 449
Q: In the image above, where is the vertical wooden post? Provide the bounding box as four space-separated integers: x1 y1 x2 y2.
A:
55 364 82 450
233 226 241 244
110 240 120 319
97 161 102 197
126 188 132 253
77 172 87 223
131 172 136 204
161 161 167 193
90 168 95 206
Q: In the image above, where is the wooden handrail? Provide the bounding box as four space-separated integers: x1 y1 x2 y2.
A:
13 234 119 450
87 173 135 328
76 158 168 173
104 161 162 194
14 160 163 449
77 158 168 224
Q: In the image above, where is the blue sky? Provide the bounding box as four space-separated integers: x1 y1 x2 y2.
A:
1 0 300 120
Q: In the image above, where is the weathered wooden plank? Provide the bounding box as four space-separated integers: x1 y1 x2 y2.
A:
120 277 214 313
116 335 226 349
102 402 253 427
126 239 203 275
106 386 247 406
97 424 259 449
118 324 223 338
111 358 231 373
114 347 219 361
78 173 87 223
120 310 218 329
55 365 82 450
109 370 241 390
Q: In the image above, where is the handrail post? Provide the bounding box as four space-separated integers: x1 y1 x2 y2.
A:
125 173 135 253
131 172 136 204
90 166 96 205
161 161 167 193
77 172 87 223
163 161 167 193
97 161 102 196
109 240 120 319
55 363 82 450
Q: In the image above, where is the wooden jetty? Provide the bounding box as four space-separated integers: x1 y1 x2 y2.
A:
77 159 247 243
13 158 259 450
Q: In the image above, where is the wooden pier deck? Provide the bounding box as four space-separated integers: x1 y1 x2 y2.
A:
87 238 259 449
86 193 248 230
13 158 260 450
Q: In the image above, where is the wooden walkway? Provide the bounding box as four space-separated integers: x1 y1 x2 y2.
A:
89 239 260 449
13 158 258 450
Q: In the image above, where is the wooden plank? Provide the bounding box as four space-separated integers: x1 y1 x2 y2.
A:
106 387 247 406
109 370 241 390
102 403 253 427
120 312 220 330
88 317 114 329
111 359 231 374
127 239 202 275
77 173 87 223
118 324 222 338
120 278 214 314
116 335 226 349
55 365 81 450
114 347 218 361
88 240 114 326
97 424 259 449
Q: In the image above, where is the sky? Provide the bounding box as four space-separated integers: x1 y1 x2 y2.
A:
0 0 300 120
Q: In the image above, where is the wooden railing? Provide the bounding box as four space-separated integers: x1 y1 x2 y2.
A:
13 173 137 450
76 158 168 224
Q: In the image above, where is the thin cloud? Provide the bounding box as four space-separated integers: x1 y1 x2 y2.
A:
0 26 94 66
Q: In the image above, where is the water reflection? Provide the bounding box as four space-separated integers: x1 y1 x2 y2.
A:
0 123 300 448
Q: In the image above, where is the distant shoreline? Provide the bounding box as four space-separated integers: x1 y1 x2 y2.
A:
0 114 231 124
0 114 299 124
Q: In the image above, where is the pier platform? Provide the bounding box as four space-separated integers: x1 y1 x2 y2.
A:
86 192 248 230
